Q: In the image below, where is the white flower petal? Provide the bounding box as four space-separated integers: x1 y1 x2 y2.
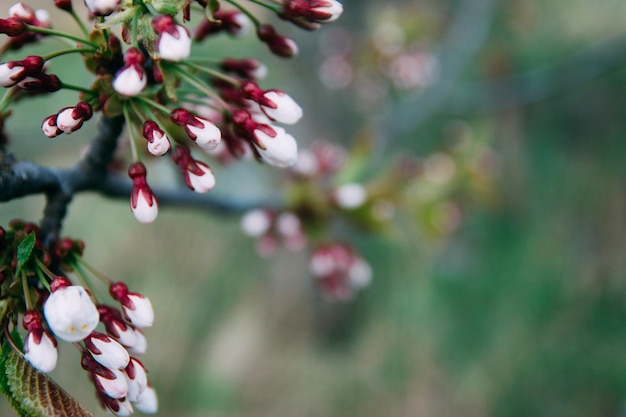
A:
158 26 191 61
43 286 99 342
261 91 302 125
133 385 158 413
254 126 298 168
123 294 154 328
24 332 57 373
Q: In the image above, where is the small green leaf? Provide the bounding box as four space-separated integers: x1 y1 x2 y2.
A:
205 0 220 19
15 233 35 276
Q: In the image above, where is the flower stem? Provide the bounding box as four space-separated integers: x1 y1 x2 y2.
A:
243 0 281 14
0 88 15 113
70 260 102 304
73 256 112 285
137 97 172 115
21 271 33 311
225 0 262 29
169 65 231 111
69 9 90 37
182 60 240 86
35 267 51 292
24 25 99 48
122 102 141 162
35 258 57 280
60 82 96 95
42 47 96 61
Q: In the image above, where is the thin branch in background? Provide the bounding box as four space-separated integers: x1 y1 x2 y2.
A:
379 0 497 140
448 34 626 113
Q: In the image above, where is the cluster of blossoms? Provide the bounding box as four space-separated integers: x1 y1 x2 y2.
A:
240 131 499 300
0 221 157 416
241 141 375 300
0 0 343 224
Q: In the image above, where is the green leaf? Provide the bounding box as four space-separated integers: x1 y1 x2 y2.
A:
0 335 97 417
205 0 220 20
15 233 35 276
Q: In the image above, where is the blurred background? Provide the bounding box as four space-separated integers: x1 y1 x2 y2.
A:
3 0 626 416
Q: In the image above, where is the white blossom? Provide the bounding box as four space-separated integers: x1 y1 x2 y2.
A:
259 91 302 125
188 164 216 193
131 189 158 224
24 332 57 373
334 183 367 209
134 385 158 413
43 285 99 342
95 368 128 399
158 25 191 62
253 126 298 168
113 65 146 96
123 294 154 328
241 209 272 237
86 333 130 370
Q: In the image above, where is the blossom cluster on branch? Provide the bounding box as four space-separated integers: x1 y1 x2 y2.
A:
240 130 498 300
0 220 156 416
0 0 347 415
0 0 342 225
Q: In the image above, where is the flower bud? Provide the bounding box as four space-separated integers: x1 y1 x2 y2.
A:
333 183 367 209
282 0 344 23
171 146 216 193
56 102 93 134
170 108 221 151
99 304 138 348
0 17 26 36
0 56 43 87
309 243 372 301
84 332 130 370
128 162 158 224
103 396 134 417
142 120 171 156
54 0 73 12
126 329 147 356
43 280 99 342
152 15 191 62
241 209 272 237
23 311 58 373
113 47 147 96
221 57 267 80
241 81 302 125
86 359 129 399
18 73 61 92
194 9 250 41
253 126 298 168
84 0 121 16
134 384 158 413
257 24 298 58
110 281 154 329
41 115 62 138
124 357 148 402
9 3 35 20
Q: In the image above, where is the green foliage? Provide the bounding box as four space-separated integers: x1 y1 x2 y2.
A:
15 233 35 277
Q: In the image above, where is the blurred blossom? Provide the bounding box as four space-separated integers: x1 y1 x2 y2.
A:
424 153 456 184
354 71 386 109
371 200 396 221
318 26 352 57
319 55 353 89
430 202 463 235
387 51 438 89
372 21 405 56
